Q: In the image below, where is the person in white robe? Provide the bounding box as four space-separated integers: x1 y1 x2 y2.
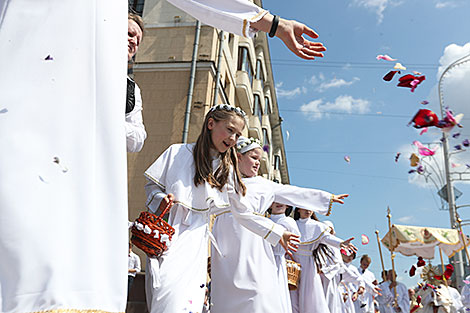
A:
143 109 304 313
462 278 470 312
290 209 356 313
377 270 410 313
319 221 348 313
0 1 129 312
447 279 464 313
355 254 378 313
270 203 300 313
210 137 348 313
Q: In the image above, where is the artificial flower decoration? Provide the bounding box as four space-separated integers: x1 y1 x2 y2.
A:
417 257 426 267
409 109 439 129
463 139 470 147
395 152 401 162
410 153 420 167
420 127 428 135
394 63 407 70
397 74 426 92
413 140 438 156
376 54 397 61
344 155 351 163
409 265 416 277
383 70 399 82
421 100 429 105
438 110 464 132
417 164 425 174
453 133 461 138
361 234 369 245
455 145 463 151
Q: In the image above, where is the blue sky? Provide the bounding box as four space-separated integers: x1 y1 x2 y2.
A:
265 0 470 287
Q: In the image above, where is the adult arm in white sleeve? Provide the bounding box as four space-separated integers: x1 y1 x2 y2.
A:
167 0 267 38
126 83 147 152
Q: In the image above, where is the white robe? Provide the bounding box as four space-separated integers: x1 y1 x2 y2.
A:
341 262 365 313
320 247 345 313
448 286 463 313
0 1 128 312
290 218 343 313
144 144 285 313
270 214 301 313
355 268 377 313
211 177 332 313
377 281 410 313
462 284 470 311
167 0 268 38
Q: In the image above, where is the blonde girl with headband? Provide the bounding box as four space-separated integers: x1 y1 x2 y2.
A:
290 208 356 313
210 136 349 313
143 105 299 313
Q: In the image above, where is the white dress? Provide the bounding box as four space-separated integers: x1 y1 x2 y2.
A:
144 144 285 313
211 177 332 313
0 1 128 312
354 268 377 313
320 247 345 313
290 218 343 313
377 281 410 313
448 286 464 313
270 214 301 313
341 262 365 313
462 284 470 312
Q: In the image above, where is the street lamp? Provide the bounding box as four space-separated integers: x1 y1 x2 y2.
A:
438 52 470 288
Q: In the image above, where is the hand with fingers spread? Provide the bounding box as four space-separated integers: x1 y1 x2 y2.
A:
332 194 349 204
280 231 300 258
357 286 365 295
275 18 326 60
340 237 357 253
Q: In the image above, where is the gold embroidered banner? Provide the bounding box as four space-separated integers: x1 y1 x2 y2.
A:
381 224 470 259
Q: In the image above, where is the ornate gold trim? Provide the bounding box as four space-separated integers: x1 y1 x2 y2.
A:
299 228 329 245
326 194 334 216
264 224 275 240
242 10 267 38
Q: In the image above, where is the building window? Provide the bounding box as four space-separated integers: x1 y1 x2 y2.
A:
129 0 145 16
262 128 270 148
237 47 253 86
255 59 265 90
274 155 281 170
264 97 271 115
254 94 263 123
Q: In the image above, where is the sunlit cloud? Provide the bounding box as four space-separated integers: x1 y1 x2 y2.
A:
300 95 370 120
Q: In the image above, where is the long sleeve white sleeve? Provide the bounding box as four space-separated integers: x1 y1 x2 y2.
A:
167 0 268 38
126 83 147 152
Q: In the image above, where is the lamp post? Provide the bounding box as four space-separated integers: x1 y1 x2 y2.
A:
438 53 470 288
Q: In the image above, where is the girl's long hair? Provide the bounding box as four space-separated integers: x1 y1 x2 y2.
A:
193 109 246 195
309 212 335 271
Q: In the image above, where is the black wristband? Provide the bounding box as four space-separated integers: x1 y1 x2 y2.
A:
268 15 279 38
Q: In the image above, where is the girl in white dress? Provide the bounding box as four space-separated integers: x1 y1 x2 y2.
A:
290 208 356 313
143 105 299 313
211 137 348 313
270 203 300 313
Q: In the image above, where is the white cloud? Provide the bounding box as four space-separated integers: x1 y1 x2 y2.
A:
276 82 306 98
352 0 391 23
308 73 325 85
316 77 360 92
397 216 414 223
435 1 459 8
300 95 371 120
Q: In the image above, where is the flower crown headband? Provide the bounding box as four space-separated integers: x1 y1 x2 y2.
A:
209 104 246 117
236 137 262 154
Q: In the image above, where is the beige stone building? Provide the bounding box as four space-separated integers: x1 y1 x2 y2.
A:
127 0 290 222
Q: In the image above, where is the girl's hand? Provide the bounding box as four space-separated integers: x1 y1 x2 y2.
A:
352 292 358 302
158 193 174 214
340 237 357 253
374 286 382 296
357 286 365 295
280 231 300 258
276 18 326 60
332 194 349 204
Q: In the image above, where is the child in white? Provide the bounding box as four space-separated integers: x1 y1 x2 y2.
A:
144 105 298 313
290 208 356 313
211 137 348 313
270 203 300 313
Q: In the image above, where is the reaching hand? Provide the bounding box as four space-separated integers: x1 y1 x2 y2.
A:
357 286 365 295
374 286 382 296
340 237 357 253
332 194 349 204
352 292 358 302
275 18 326 60
280 231 300 258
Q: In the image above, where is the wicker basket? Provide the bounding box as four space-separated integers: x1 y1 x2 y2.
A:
286 259 301 290
131 202 175 258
